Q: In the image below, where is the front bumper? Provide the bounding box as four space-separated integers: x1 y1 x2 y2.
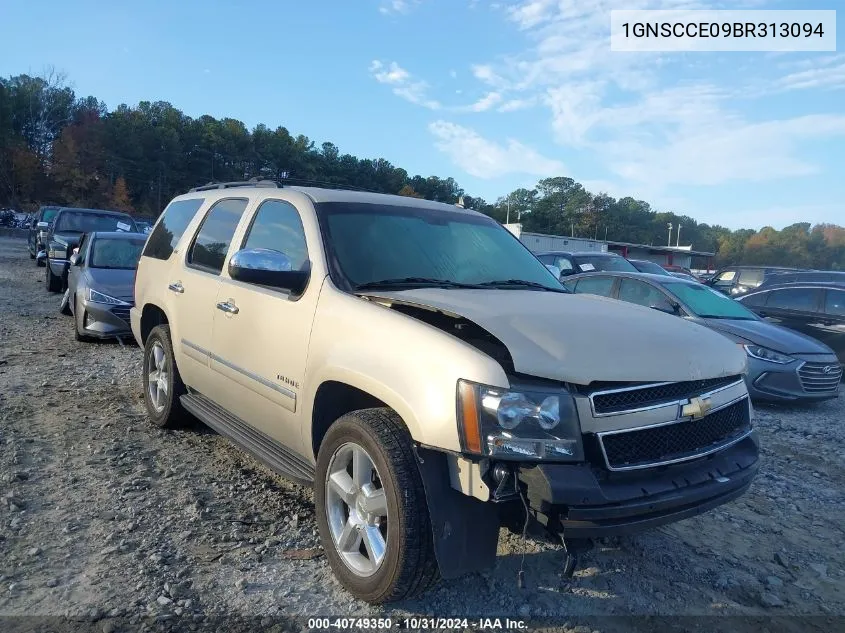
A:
78 298 134 339
518 433 758 538
746 355 840 402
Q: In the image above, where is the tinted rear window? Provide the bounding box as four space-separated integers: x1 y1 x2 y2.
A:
143 198 205 260
767 288 821 311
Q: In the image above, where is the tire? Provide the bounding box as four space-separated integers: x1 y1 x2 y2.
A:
36 243 45 267
314 408 439 604
45 260 61 293
142 324 187 428
29 250 35 260
59 289 72 316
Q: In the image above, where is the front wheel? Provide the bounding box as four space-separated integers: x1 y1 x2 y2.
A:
142 325 187 428
314 408 439 603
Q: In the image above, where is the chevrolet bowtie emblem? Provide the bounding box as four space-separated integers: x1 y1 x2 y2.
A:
682 396 713 420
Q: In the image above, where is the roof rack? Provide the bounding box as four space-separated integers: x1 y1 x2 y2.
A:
189 178 280 192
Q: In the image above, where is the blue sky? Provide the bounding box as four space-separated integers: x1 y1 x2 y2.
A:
1 0 843 230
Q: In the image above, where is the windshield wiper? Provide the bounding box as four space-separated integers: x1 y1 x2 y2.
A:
699 314 754 320
354 277 484 291
478 279 568 293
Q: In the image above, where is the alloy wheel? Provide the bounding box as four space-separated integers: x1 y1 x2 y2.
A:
325 442 389 577
147 341 168 413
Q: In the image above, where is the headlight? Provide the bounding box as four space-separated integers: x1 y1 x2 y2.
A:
744 344 792 364
48 242 68 259
88 289 126 305
457 380 583 461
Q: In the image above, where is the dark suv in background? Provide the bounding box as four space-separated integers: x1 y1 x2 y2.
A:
707 265 803 297
28 205 62 264
738 283 845 368
43 207 138 293
536 250 638 278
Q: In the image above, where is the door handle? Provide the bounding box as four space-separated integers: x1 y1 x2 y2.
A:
168 281 184 294
216 301 239 314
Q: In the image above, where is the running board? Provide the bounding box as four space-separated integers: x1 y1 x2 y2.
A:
180 393 315 485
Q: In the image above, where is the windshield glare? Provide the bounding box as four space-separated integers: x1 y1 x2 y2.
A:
90 238 146 269
319 202 563 290
56 212 133 233
575 255 638 273
666 282 758 320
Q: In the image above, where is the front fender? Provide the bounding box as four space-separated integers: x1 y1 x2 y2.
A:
302 286 509 453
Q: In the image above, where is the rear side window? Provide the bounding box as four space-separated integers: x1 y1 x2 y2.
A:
187 198 248 274
618 279 666 308
767 288 821 312
143 198 205 260
825 289 845 317
738 269 764 286
242 200 309 271
574 276 614 297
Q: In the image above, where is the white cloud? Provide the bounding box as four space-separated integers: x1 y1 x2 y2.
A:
776 60 845 92
457 92 503 113
498 97 537 112
369 60 441 110
379 0 418 14
428 121 565 179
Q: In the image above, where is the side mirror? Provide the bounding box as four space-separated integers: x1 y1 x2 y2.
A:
228 248 310 295
37 221 49 230
69 254 79 266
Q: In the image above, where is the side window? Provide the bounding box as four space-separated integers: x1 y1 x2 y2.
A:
574 276 614 297
143 198 206 261
618 279 667 308
242 200 309 271
741 291 768 308
536 254 553 265
187 199 248 274
714 269 737 286
738 268 764 287
824 290 845 317
767 288 821 312
553 256 574 273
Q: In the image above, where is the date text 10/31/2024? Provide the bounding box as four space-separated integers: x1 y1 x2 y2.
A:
307 618 528 630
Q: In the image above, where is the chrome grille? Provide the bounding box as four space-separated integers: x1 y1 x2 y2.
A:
798 363 842 393
590 375 741 415
598 398 751 471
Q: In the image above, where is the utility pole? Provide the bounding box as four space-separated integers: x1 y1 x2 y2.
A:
506 196 510 224
676 223 682 246
667 223 673 247
605 226 608 240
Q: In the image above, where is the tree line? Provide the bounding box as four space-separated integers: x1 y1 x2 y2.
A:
1 72 842 269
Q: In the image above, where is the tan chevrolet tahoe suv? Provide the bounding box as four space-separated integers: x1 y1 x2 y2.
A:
131 180 759 603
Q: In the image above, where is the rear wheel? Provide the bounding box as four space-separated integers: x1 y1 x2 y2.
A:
45 261 61 293
142 325 187 428
314 408 439 603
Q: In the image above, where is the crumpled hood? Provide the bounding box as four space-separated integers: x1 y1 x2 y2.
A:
366 288 747 385
701 317 833 355
86 268 136 302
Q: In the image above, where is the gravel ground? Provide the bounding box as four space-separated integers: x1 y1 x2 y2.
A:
0 236 843 632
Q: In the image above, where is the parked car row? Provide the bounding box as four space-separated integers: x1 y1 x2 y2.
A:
562 269 842 402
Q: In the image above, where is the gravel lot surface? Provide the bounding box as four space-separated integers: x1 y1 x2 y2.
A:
0 236 843 632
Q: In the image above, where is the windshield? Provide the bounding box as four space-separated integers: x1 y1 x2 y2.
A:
89 237 146 269
633 260 671 275
574 254 638 273
318 202 564 291
665 282 758 320
55 211 135 233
